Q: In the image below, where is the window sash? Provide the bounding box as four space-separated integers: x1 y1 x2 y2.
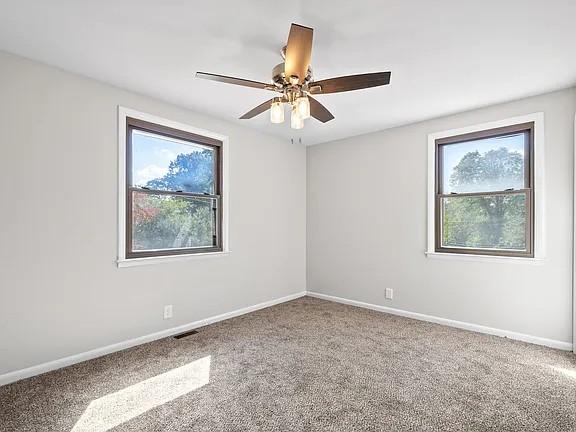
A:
126 125 219 194
126 119 222 195
435 189 532 257
434 122 534 258
436 122 533 195
127 188 221 258
125 117 223 259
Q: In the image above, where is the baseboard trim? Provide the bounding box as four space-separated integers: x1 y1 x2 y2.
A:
0 291 306 387
307 291 573 351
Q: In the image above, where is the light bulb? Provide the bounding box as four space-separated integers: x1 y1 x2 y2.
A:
291 105 304 129
270 99 284 124
296 96 310 119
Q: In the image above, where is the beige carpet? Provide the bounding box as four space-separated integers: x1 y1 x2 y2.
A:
1 296 575 431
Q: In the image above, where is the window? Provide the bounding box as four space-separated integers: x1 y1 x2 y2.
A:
124 116 223 259
434 122 534 257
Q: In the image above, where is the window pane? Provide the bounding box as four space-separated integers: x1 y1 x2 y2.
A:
131 191 215 252
441 193 527 251
441 132 527 193
131 129 215 194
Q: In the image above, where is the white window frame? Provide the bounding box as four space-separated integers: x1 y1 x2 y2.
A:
426 112 545 263
117 106 230 268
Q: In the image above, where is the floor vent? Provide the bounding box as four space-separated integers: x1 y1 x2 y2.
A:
174 329 199 339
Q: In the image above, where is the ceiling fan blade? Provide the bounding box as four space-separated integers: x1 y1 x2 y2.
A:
196 72 270 90
284 24 313 84
239 99 276 119
308 96 334 123
309 72 391 94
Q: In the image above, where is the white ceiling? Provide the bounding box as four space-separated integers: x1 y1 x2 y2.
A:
1 0 575 145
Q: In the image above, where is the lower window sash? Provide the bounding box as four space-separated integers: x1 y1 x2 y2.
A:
126 189 221 258
435 190 533 257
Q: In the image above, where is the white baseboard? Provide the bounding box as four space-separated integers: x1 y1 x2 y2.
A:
0 291 306 387
307 291 573 351
2 289 570 386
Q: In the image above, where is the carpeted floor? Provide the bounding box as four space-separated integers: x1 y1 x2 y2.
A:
1 296 575 432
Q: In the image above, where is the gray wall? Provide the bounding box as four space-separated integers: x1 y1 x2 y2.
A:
0 52 306 375
307 88 575 344
1 50 574 377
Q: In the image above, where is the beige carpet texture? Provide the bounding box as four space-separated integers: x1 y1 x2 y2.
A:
1 296 575 431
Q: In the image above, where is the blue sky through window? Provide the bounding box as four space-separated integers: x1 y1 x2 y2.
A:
131 130 206 187
442 132 525 193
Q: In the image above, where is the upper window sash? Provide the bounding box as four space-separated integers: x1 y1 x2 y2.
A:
435 122 534 196
126 117 222 196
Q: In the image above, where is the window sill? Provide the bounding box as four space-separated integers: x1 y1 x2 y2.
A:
117 251 230 268
425 251 546 265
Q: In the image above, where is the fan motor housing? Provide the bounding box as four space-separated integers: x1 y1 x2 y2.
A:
272 62 313 86
272 63 286 85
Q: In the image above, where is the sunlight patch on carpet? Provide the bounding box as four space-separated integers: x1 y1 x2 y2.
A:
549 365 576 380
71 356 211 432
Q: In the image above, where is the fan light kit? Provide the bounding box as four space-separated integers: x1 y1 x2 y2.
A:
270 98 285 124
196 24 391 130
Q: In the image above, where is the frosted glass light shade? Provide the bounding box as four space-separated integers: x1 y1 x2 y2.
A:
296 96 310 119
291 106 304 129
270 100 284 124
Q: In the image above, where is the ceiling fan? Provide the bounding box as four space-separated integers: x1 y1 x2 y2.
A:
196 23 391 130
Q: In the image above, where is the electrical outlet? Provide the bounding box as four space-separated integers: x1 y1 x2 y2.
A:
385 288 394 300
163 305 173 320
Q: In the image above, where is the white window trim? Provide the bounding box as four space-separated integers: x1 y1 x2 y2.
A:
426 112 545 263
117 106 230 268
